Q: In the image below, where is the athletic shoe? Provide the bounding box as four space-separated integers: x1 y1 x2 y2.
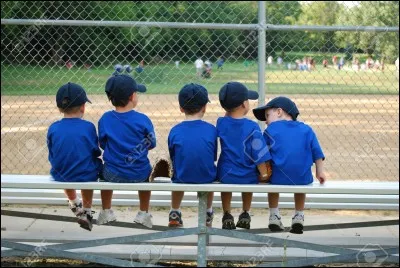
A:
290 213 304 234
97 209 117 225
134 211 153 228
206 211 214 227
69 201 83 217
168 210 183 227
222 212 236 230
268 214 285 232
77 210 93 231
236 211 251 229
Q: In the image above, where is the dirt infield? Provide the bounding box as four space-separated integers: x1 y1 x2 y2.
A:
1 94 399 181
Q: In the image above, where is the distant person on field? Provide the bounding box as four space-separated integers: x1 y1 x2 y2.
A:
217 57 225 70
195 58 204 77
322 58 328 68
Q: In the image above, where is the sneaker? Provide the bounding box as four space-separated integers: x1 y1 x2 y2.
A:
69 201 83 217
290 213 304 234
222 212 236 230
134 211 153 228
236 211 251 229
77 210 93 231
268 214 285 232
168 210 183 227
97 209 117 225
206 211 214 227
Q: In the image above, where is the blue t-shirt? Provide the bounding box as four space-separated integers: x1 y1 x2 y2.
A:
264 120 325 185
217 117 272 184
47 118 102 182
168 120 217 184
98 110 156 182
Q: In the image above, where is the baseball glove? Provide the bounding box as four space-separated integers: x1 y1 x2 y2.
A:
258 161 272 183
149 157 172 182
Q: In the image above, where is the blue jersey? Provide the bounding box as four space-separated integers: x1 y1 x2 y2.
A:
47 118 102 182
168 120 217 183
264 120 325 185
98 110 156 182
217 117 271 184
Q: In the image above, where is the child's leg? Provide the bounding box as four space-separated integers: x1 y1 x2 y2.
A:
64 189 78 203
100 190 113 210
138 190 151 212
221 192 232 213
268 193 284 231
241 192 253 211
294 193 306 211
81 190 93 210
171 191 184 210
268 193 280 209
207 192 214 211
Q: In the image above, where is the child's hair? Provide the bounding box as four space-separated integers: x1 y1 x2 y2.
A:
182 105 204 115
108 95 130 107
58 98 82 114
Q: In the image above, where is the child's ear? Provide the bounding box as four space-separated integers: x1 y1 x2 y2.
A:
129 92 137 101
179 106 185 113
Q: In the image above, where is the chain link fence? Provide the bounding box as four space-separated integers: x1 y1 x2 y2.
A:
1 1 399 182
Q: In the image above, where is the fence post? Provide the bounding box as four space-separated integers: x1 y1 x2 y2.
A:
197 192 208 267
257 1 266 131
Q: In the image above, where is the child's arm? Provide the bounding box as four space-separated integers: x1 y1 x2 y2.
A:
257 161 272 182
315 158 326 184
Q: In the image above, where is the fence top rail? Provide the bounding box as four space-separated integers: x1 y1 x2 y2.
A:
1 175 398 195
1 19 398 32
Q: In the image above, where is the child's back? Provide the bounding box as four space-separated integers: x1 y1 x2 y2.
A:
169 119 216 184
264 120 324 185
99 109 155 181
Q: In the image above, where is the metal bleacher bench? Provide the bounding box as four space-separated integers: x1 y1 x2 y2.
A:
1 174 399 267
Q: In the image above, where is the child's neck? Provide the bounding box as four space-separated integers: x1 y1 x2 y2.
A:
115 104 134 113
226 109 246 119
185 112 204 121
64 113 82 119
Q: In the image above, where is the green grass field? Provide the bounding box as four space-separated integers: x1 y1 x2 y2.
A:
1 62 399 96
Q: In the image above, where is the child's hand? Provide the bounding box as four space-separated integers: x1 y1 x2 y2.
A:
316 171 326 184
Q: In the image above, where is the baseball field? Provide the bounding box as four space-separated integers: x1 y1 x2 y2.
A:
1 62 399 182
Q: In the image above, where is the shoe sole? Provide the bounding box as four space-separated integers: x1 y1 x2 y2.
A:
78 219 92 231
222 221 236 230
96 219 116 225
236 220 250 229
290 223 304 234
268 224 284 232
168 221 183 228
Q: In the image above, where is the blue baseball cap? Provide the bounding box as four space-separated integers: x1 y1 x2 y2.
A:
253 96 300 121
219 81 259 110
56 82 91 109
179 83 210 110
105 74 146 101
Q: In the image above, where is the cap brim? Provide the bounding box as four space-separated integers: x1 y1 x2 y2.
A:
137 84 147 93
247 90 259 100
253 105 267 121
86 97 92 104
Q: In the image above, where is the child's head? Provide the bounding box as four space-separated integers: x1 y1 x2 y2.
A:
219 81 258 116
105 74 146 108
178 83 210 117
253 96 299 125
56 82 91 117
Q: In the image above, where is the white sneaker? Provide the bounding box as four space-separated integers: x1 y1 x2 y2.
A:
97 209 117 225
134 211 153 228
290 213 304 234
69 201 83 217
268 214 285 232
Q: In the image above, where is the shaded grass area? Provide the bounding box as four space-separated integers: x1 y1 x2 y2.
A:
1 62 398 95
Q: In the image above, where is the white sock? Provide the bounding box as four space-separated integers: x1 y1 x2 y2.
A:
140 210 149 214
207 208 213 213
170 208 181 214
270 208 280 216
83 207 92 214
295 210 304 216
69 198 80 206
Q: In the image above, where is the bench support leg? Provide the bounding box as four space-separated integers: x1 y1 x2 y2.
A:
197 191 208 267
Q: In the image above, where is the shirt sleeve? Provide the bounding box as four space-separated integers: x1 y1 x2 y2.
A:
213 128 218 162
250 127 272 165
310 128 325 162
144 117 156 150
47 127 53 163
167 131 174 161
98 117 106 150
89 123 101 158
